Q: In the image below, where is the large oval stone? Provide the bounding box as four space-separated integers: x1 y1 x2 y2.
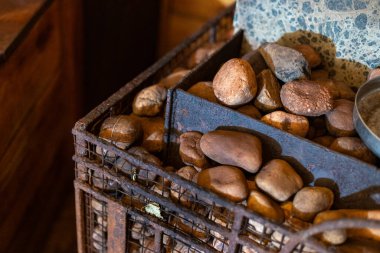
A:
280 80 334 116
292 186 334 222
255 159 303 202
197 165 248 202
247 190 284 223
213 58 257 107
200 129 262 173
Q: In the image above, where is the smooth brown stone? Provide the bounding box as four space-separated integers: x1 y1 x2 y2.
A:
314 209 380 244
314 79 340 99
200 129 262 173
172 212 210 239
92 226 106 242
159 69 190 89
336 239 380 253
179 131 209 169
139 237 155 252
116 147 162 183
197 165 248 202
170 166 198 207
187 42 223 68
130 115 164 153
293 44 321 68
261 110 309 137
92 169 119 191
213 58 257 107
313 136 336 147
91 199 106 215
280 80 334 116
292 186 334 222
247 190 284 223
187 81 218 103
326 99 355 137
316 79 355 101
255 159 303 202
254 69 282 112
330 137 377 164
259 43 310 82
237 105 262 119
99 115 142 146
132 84 167 116
322 229 348 245
333 80 356 101
311 69 329 80
280 201 294 218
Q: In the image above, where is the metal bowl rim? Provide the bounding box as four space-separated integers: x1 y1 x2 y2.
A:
354 76 380 142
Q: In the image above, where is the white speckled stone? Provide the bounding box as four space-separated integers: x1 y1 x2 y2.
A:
234 0 380 86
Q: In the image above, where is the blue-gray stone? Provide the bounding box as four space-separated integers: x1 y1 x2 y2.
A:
302 2 313 13
326 0 354 11
354 0 367 9
334 23 342 35
297 16 307 30
355 13 368 30
259 43 310 82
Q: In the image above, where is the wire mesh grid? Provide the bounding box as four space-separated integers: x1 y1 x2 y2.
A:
83 192 108 253
74 151 334 253
77 176 380 253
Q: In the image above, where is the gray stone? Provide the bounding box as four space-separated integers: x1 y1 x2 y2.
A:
234 0 380 86
259 43 310 82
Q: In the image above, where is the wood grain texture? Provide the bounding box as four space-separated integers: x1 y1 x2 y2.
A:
0 0 61 163
0 0 50 59
0 0 82 251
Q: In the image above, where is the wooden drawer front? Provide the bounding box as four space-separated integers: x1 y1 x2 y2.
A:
0 0 61 160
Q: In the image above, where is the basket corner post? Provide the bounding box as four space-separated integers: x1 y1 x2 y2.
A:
106 201 127 253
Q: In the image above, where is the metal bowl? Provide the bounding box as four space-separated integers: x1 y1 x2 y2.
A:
353 76 380 158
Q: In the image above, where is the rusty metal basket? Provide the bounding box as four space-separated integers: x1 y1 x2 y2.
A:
72 4 380 253
73 5 235 253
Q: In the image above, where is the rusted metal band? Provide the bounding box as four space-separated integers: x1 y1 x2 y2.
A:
107 201 127 253
74 184 86 253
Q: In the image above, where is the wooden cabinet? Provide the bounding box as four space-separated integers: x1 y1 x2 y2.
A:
0 0 82 251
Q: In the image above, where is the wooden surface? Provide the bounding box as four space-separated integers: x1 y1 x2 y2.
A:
0 0 82 251
0 0 51 60
158 0 235 56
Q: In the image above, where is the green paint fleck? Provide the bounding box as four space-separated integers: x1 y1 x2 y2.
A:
145 202 164 220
